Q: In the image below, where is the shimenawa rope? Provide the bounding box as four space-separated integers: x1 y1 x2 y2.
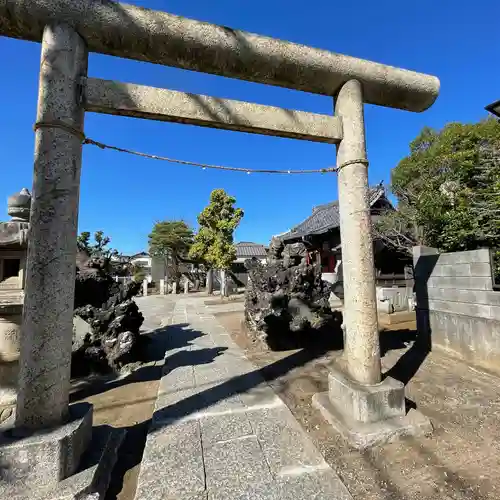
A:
33 120 369 175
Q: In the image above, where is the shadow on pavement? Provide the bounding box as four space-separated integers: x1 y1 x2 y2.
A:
98 308 437 499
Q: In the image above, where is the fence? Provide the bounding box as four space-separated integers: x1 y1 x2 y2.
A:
413 245 500 373
113 276 133 284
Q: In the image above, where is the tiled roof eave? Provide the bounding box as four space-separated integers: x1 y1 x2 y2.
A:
280 186 389 241
281 224 337 241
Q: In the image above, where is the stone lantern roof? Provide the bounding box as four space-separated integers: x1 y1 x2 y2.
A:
7 187 31 222
0 188 31 249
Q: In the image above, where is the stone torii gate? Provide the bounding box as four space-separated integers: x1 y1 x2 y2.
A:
0 0 439 495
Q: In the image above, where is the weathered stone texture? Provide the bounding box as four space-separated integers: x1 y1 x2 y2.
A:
72 255 144 376
136 420 205 499
246 406 328 475
327 370 405 424
204 436 273 491
0 1 438 111
423 309 500 372
0 403 92 493
0 306 21 410
313 391 432 450
85 78 343 144
335 80 380 385
243 252 342 350
434 248 491 265
0 419 125 500
7 188 31 222
16 23 88 430
200 413 253 445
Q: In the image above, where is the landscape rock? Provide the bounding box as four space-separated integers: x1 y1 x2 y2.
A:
71 251 144 376
266 237 285 264
282 242 307 268
244 243 342 350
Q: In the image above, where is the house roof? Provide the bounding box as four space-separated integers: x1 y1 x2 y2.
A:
281 185 388 242
111 254 132 263
130 251 149 259
235 242 267 259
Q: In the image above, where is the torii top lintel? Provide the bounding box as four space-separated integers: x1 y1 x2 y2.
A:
0 0 439 112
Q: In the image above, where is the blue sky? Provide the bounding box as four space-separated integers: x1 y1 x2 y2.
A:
1 0 499 255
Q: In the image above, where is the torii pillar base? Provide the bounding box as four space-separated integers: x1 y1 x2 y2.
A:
0 403 125 499
312 366 432 450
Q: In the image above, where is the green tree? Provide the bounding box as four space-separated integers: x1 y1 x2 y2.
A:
189 189 244 296
131 262 147 283
76 230 120 274
375 118 500 260
148 220 194 288
77 230 118 259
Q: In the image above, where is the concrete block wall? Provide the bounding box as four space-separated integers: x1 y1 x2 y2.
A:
376 286 413 314
413 246 500 372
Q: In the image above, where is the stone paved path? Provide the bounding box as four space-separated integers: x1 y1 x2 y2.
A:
134 296 352 500
135 295 176 333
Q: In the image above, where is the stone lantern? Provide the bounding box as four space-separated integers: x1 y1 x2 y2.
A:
0 188 30 423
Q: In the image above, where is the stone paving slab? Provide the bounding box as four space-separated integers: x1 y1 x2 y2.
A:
204 435 274 490
153 384 248 423
135 420 205 499
134 296 352 500
200 412 253 444
208 469 353 500
159 362 196 394
136 295 174 333
246 406 329 476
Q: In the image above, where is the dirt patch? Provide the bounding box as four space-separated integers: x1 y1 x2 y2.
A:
215 309 500 500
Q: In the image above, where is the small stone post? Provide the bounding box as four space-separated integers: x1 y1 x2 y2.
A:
184 280 189 294
159 278 165 295
16 23 88 429
335 79 380 386
220 269 226 297
143 279 148 297
206 269 213 294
